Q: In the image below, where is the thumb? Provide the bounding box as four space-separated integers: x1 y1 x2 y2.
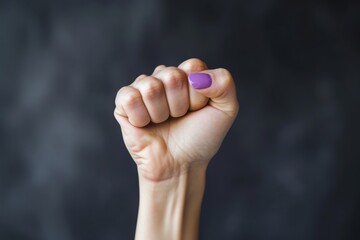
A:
188 68 239 117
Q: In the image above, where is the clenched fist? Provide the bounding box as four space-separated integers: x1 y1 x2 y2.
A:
114 58 239 240
114 58 239 182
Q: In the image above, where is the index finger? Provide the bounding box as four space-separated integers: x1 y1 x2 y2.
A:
178 58 209 111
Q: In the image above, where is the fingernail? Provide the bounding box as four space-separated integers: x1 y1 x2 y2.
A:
188 73 212 89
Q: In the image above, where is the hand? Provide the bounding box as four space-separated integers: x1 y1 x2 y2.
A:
114 58 239 182
114 58 239 240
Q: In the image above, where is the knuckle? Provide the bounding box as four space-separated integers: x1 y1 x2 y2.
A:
181 58 207 72
217 67 232 79
116 86 127 97
122 88 142 107
135 74 147 82
115 86 129 106
161 67 186 88
154 65 166 72
139 78 163 99
113 108 119 118
217 68 233 88
188 58 206 66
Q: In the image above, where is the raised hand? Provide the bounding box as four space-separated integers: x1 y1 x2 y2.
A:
114 58 239 240
114 58 239 182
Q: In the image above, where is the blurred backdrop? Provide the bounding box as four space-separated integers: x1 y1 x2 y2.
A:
1 0 359 239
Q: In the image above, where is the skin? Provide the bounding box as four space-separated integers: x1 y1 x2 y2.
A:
114 58 239 240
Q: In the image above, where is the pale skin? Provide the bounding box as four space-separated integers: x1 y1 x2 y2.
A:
114 58 239 240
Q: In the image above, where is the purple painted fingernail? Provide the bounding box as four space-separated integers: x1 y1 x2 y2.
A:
188 73 212 89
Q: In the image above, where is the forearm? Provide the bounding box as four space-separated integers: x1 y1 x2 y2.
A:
135 165 207 240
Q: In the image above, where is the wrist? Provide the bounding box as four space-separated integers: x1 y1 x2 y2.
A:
135 165 207 240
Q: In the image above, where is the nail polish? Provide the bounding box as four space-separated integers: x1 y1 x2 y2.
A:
188 73 212 89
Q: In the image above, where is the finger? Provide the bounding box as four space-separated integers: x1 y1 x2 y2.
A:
188 68 239 117
135 74 147 81
114 86 150 127
178 58 209 111
154 67 189 118
152 65 166 75
133 76 170 123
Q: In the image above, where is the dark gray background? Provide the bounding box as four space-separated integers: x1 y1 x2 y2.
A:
1 0 359 239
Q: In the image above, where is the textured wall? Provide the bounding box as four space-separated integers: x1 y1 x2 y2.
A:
0 0 359 239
